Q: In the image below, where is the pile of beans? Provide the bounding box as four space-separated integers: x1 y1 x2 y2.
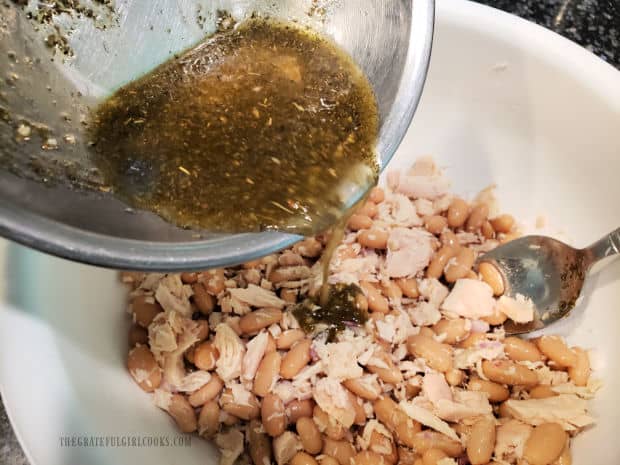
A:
123 177 594 465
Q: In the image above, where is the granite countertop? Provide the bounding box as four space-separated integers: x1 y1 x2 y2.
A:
1 1 619 464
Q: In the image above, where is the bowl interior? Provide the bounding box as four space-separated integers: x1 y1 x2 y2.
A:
0 0 433 270
1 1 620 464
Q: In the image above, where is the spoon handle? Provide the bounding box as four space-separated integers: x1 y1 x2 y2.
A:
585 227 620 267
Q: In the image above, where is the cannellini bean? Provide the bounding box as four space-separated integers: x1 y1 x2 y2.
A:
369 187 385 204
322 438 356 465
490 214 515 233
445 369 465 386
265 333 277 353
295 237 323 258
369 429 398 464
221 412 240 426
277 329 306 350
221 388 260 420
427 245 459 279
529 385 558 399
353 451 385 465
395 278 419 298
422 448 447 465
374 397 420 448
131 295 163 328
481 360 538 386
193 282 215 314
262 393 287 437
168 394 198 433
193 341 219 371
281 339 312 379
195 320 210 341
286 399 315 424
458 333 486 348
189 374 224 407
553 441 572 465
447 198 469 228
318 456 340 465
127 345 161 392
504 337 543 362
481 220 496 239
128 325 148 346
411 431 463 457
432 318 469 344
358 229 389 249
248 419 273 465
478 262 505 296
198 400 220 438
467 417 495 465
367 350 403 384
440 230 459 247
444 247 475 283
202 269 226 295
382 280 403 301
468 376 509 402
348 392 366 425
523 423 567 465
407 334 453 372
398 446 420 465
568 347 590 386
360 281 390 313
281 288 299 303
358 201 378 218
344 377 381 400
297 417 323 454
239 307 283 335
348 214 373 231
466 203 489 232
291 452 318 465
536 336 577 368
424 215 448 235
314 406 345 440
253 351 281 397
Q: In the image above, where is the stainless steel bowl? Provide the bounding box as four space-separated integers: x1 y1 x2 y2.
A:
0 0 434 270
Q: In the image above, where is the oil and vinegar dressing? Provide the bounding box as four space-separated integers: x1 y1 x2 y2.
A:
89 18 378 331
89 18 379 235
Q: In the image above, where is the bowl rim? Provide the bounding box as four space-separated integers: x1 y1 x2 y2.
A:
0 0 436 271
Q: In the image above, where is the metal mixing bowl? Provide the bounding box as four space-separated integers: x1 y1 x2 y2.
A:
0 0 434 270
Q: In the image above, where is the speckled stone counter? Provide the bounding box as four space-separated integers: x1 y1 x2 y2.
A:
1 1 619 464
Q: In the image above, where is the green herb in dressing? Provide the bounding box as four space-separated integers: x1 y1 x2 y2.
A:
88 18 379 234
293 283 368 340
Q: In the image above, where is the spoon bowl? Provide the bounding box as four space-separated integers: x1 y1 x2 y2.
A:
0 0 435 270
478 228 620 335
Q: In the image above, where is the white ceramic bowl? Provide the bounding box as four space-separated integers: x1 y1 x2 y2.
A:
1 1 619 464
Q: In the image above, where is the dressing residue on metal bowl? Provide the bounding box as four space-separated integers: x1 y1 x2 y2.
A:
88 17 379 235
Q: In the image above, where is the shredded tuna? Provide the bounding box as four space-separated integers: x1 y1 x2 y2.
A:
399 400 460 441
215 429 244 465
176 371 211 392
441 279 495 319
496 294 535 323
313 378 355 428
229 284 285 309
213 324 246 382
503 394 594 430
154 275 193 317
385 228 433 278
273 432 302 465
242 331 269 382
408 302 442 326
423 373 453 405
494 419 532 462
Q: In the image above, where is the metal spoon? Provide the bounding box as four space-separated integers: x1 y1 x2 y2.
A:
477 228 620 335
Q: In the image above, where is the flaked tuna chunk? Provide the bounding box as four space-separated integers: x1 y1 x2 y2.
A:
273 431 303 465
215 429 245 465
213 323 246 382
399 400 460 442
387 170 451 200
314 341 363 380
408 302 442 326
441 279 495 319
494 419 532 462
418 279 449 306
242 331 269 382
154 274 193 317
313 377 356 428
376 193 423 227
422 373 453 405
503 394 594 431
229 284 285 309
433 390 492 422
496 294 535 323
385 228 433 278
